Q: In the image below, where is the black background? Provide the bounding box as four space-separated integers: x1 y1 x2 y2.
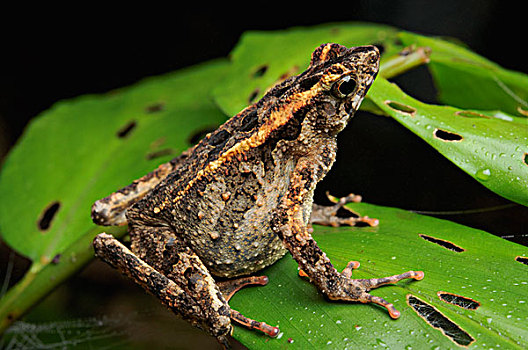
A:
1 1 527 158
0 1 527 348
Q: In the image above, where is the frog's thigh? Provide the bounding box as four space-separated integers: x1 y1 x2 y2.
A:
128 225 280 338
93 231 232 346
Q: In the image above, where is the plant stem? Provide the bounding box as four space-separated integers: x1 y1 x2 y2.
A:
360 46 431 116
0 226 126 335
379 46 432 79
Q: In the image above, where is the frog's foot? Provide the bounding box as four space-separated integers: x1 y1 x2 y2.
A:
217 276 269 301
310 193 379 227
230 310 279 338
329 269 424 318
217 276 280 337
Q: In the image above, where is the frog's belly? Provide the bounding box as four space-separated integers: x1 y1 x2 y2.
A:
173 152 301 277
174 180 293 278
193 224 288 278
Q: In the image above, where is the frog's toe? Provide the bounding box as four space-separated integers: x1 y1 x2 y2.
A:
310 193 379 227
217 276 280 337
217 275 269 302
341 260 361 278
327 270 424 318
230 309 279 337
362 293 401 319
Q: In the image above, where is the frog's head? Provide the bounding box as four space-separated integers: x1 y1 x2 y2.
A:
261 43 380 142
236 43 379 155
297 43 380 136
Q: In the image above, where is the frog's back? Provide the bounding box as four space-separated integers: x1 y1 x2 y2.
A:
172 137 296 277
126 79 304 276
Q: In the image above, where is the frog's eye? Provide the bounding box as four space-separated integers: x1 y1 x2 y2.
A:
331 75 357 98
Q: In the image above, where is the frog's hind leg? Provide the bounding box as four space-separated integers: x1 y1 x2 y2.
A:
217 277 280 337
310 192 379 227
91 150 190 226
93 230 232 347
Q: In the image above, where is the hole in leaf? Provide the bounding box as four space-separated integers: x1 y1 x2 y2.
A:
188 126 217 145
117 120 137 138
51 254 62 264
419 234 465 252
248 88 260 104
384 100 416 116
524 153 528 166
433 129 463 142
252 64 268 78
38 201 61 231
516 256 528 265
407 295 475 347
145 102 165 113
437 291 480 310
145 148 176 160
455 110 489 119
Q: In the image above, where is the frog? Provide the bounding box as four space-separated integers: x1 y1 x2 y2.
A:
91 43 424 348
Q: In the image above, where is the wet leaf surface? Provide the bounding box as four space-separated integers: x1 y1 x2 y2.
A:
230 202 528 349
398 32 528 117
369 77 528 206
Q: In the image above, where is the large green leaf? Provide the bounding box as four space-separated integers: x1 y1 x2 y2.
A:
230 202 528 349
398 32 528 117
0 60 229 263
0 60 230 333
368 77 528 207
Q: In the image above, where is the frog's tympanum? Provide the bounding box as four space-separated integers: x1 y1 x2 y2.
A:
92 43 424 348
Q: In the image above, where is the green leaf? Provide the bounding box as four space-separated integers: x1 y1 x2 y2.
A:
368 77 528 207
0 60 230 333
0 60 229 263
229 202 528 349
398 31 528 117
212 22 402 116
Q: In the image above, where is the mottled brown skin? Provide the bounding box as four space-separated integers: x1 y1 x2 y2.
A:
92 43 423 347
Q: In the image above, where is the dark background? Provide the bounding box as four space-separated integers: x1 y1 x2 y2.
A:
1 1 527 160
1 1 527 349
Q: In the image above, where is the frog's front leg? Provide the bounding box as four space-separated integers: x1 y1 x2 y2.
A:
274 160 424 318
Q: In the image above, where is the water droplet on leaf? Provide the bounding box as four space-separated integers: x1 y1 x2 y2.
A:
476 168 491 181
